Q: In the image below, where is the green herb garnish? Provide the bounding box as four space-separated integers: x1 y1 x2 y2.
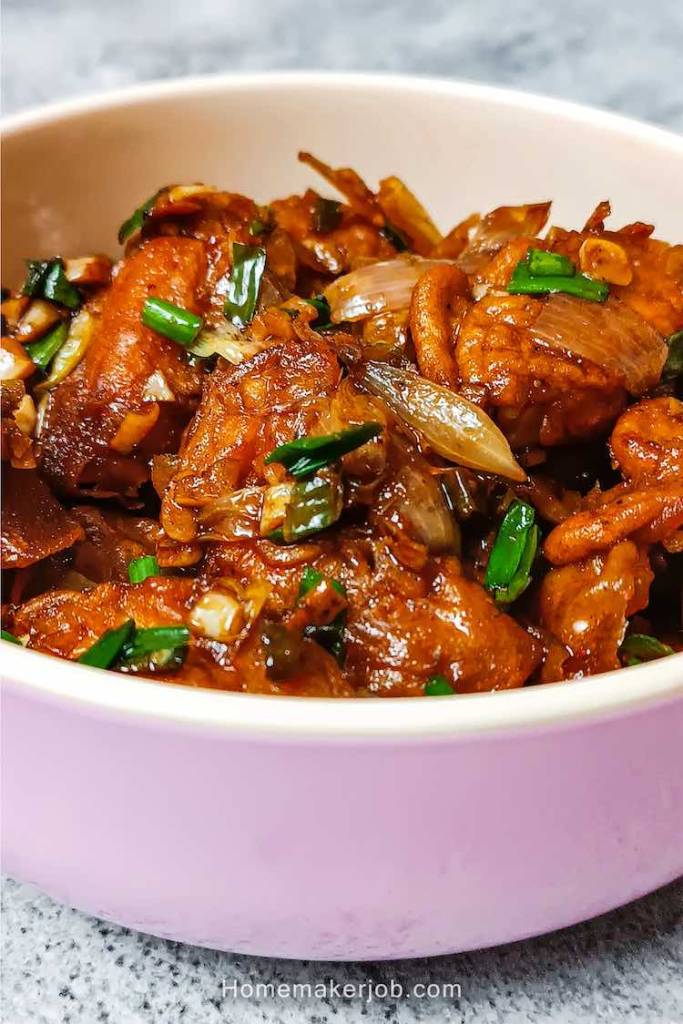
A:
142 297 203 346
298 566 346 599
298 567 348 664
224 243 267 328
127 555 160 584
380 222 409 252
1 629 21 645
313 197 342 233
25 321 68 371
508 254 608 302
120 626 190 661
249 218 267 236
484 501 539 604
22 259 81 310
620 634 674 667
78 619 135 669
424 675 455 696
662 331 683 387
118 190 162 244
265 422 382 478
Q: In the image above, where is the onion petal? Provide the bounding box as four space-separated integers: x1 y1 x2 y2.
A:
531 294 667 395
457 202 551 275
190 321 265 364
361 362 526 482
377 176 442 254
324 256 456 323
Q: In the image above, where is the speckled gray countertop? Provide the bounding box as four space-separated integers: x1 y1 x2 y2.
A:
2 1 682 1021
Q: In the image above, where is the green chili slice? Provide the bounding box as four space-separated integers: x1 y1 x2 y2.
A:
484 501 539 603
25 321 68 371
265 422 382 478
662 331 683 386
424 675 455 696
78 619 135 669
224 243 267 328
620 633 674 666
142 297 203 346
298 566 346 599
127 555 160 584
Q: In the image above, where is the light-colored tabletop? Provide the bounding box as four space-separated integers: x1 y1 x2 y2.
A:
2 1 682 1021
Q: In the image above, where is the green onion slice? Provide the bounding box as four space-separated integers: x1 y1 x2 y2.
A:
484 501 539 603
663 331 683 385
313 197 342 233
424 675 455 696
265 422 382 478
224 243 267 328
120 625 190 661
25 321 68 371
118 190 162 244
127 554 160 584
78 619 135 669
305 295 333 330
620 633 674 666
298 566 346 599
22 259 81 310
142 297 203 346
380 222 409 252
282 475 343 542
508 257 608 302
1 629 21 645
526 248 575 277
249 218 267 237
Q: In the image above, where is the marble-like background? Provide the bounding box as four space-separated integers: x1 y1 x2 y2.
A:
2 1 682 1022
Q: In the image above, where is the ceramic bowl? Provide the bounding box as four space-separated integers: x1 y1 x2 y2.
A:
2 72 682 959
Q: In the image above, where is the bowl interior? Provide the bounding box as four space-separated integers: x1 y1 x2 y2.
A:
3 74 683 285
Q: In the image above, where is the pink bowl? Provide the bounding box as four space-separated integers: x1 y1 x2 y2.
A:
2 73 682 960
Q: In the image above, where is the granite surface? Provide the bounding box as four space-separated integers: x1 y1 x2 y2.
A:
2 1 683 1021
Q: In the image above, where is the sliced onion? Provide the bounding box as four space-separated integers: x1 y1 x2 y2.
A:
198 486 263 541
457 202 551 275
190 321 264 364
530 294 667 395
110 403 160 454
377 176 442 254
34 308 95 393
360 362 526 482
324 256 456 323
142 369 175 402
16 299 62 342
395 461 460 554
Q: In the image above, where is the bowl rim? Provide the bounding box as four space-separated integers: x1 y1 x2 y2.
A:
2 70 682 739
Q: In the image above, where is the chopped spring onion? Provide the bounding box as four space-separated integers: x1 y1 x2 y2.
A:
526 248 575 277
22 259 81 310
298 566 346 599
249 218 267 236
261 622 304 680
224 243 267 328
305 295 333 330
424 675 455 696
380 222 410 252
1 629 21 645
118 190 161 244
299 567 348 664
120 625 190 661
265 423 382 478
281 474 343 542
663 331 683 385
25 321 68 371
484 501 539 604
127 554 159 584
142 297 203 346
620 634 674 666
313 197 342 233
508 255 609 302
78 619 135 669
